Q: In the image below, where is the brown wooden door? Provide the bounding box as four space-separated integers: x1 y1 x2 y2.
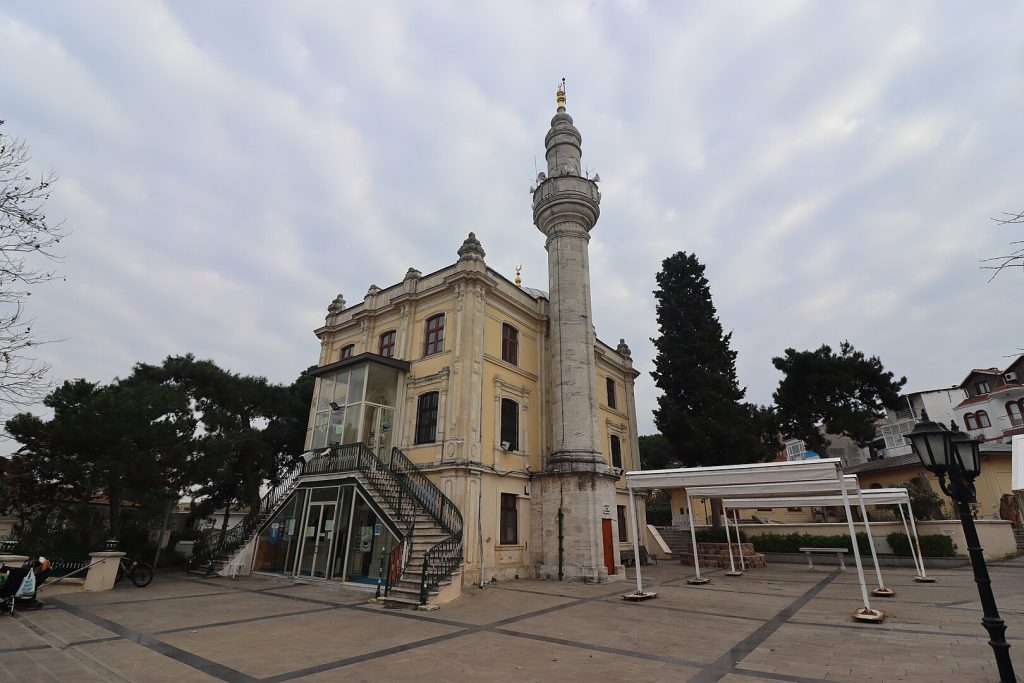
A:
602 518 615 574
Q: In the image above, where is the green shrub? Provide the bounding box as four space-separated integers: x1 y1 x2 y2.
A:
886 532 956 557
694 526 747 543
748 531 871 554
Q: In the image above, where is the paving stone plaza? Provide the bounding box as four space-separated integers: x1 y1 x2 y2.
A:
2 557 1023 682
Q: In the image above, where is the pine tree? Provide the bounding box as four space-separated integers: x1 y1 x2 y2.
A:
651 252 770 468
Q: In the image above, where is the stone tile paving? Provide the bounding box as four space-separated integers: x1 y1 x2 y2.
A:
1 558 1022 681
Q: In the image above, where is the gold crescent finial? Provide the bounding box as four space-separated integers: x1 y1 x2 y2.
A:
556 78 566 111
515 265 523 288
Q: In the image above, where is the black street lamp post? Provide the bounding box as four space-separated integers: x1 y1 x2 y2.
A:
906 410 1016 682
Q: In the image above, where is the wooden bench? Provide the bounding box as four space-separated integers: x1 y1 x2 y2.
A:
798 547 847 571
620 545 658 567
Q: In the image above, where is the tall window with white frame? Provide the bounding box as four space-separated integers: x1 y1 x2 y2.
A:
606 377 616 409
500 398 519 451
500 493 518 545
378 330 396 358
423 313 445 356
415 392 439 445
610 434 622 470
501 323 518 365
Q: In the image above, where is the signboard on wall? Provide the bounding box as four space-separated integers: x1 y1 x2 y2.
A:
1013 435 1024 492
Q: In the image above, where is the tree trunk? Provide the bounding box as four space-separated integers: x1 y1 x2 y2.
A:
710 497 722 527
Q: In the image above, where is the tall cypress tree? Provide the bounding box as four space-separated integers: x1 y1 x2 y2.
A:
651 252 768 468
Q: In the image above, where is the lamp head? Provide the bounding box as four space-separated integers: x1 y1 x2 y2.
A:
905 409 952 474
949 421 982 480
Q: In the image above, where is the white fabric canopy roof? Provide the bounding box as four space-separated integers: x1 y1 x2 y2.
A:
625 458 843 491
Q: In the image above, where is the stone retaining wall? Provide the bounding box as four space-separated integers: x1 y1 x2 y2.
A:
677 542 766 569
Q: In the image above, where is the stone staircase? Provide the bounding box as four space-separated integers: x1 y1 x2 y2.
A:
1013 526 1024 555
380 512 460 606
654 526 691 560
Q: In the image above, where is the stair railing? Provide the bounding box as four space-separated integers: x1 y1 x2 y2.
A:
386 447 464 604
189 457 306 572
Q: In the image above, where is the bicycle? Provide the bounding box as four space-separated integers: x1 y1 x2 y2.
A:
114 556 154 587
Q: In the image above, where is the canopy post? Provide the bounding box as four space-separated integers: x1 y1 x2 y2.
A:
622 486 658 600
857 487 894 598
723 500 741 576
733 509 746 570
906 501 935 582
841 481 883 622
685 492 710 585
896 501 922 576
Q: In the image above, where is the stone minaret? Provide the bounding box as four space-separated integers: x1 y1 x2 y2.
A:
531 83 619 582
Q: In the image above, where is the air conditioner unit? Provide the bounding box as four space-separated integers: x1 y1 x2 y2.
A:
1006 372 1018 383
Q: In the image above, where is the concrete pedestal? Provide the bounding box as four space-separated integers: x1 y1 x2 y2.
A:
84 551 125 592
0 554 29 569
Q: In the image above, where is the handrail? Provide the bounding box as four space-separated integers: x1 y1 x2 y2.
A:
189 458 306 571
386 447 464 604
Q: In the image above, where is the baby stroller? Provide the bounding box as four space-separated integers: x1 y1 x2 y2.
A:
0 557 50 615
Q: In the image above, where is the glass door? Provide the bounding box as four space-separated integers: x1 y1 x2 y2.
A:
362 405 396 461
297 503 337 578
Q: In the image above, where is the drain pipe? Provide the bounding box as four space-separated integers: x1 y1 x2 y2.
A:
558 484 564 581
478 473 484 588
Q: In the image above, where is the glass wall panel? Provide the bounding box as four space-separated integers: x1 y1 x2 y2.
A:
343 404 361 444
332 370 349 406
329 487 354 580
327 408 345 446
252 489 306 574
366 365 399 407
311 412 329 451
347 365 366 405
316 376 334 413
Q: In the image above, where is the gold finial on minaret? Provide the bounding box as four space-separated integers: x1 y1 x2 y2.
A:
556 78 566 112
515 265 523 288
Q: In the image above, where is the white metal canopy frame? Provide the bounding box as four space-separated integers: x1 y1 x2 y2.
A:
624 459 886 622
722 486 933 584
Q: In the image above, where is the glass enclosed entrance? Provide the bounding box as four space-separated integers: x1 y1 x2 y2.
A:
252 483 394 586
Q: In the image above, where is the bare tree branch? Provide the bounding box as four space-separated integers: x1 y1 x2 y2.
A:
984 210 1023 282
1 121 67 417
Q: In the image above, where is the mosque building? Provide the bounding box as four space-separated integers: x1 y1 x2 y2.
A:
230 85 645 605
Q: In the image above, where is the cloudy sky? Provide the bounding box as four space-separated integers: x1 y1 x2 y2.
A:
2 1 1023 436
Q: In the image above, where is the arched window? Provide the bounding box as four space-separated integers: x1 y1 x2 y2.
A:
340 344 354 360
1008 401 1023 424
964 413 979 431
378 330 396 358
976 410 991 428
610 435 622 469
500 398 519 451
415 392 439 444
501 323 518 365
423 314 445 356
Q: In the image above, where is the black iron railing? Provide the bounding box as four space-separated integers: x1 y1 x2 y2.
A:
385 448 464 604
189 458 306 572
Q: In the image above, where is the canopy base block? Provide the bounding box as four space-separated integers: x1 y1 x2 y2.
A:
622 591 658 601
871 587 895 598
725 571 743 577
686 576 711 585
853 607 885 623
913 575 936 583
